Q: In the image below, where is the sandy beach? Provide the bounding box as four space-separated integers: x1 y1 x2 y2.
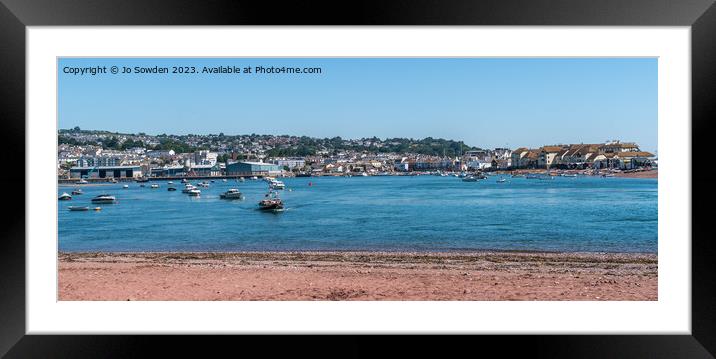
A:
59 251 657 301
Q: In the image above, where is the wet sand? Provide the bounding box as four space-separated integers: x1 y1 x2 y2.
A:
614 170 657 179
59 251 657 301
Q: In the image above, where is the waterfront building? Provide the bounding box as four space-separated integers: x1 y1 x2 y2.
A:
188 164 221 177
77 156 122 167
271 157 306 170
69 165 142 179
150 166 185 177
538 146 565 169
225 161 282 176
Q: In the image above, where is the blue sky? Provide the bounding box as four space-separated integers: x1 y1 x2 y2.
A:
58 58 657 152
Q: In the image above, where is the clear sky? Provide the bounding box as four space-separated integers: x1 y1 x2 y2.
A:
58 57 657 152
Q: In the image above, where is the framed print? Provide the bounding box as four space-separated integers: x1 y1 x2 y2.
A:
2 0 716 357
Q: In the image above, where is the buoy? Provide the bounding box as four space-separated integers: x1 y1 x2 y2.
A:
94 207 102 211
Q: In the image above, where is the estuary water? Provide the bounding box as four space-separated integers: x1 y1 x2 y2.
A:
58 175 657 253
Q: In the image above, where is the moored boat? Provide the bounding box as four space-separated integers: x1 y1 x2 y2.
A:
58 192 72 201
462 176 478 182
181 184 196 193
71 188 83 195
150 184 159 188
67 206 89 211
91 194 116 204
122 184 129 189
167 187 177 191
187 188 201 196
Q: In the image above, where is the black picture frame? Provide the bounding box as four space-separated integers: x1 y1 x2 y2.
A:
1 0 715 357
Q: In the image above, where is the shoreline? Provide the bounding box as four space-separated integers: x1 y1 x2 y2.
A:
59 250 657 301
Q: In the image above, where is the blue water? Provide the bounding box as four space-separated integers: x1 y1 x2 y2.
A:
58 175 657 253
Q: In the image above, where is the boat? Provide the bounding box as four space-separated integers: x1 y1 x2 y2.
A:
187 188 201 196
251 176 258 180
71 188 83 195
181 184 196 193
220 188 243 199
562 174 577 177
93 207 102 211
462 176 478 182
167 187 177 191
239 177 245 182
110 179 118 183
91 194 116 204
122 184 129 189
76 179 88 184
168 181 174 185
58 193 72 201
67 206 89 211
538 175 555 180
496 178 507 183
181 178 188 183
511 174 525 178
525 174 540 179
222 179 227 182
258 191 284 211
210 180 215 183
197 182 210 188
361 172 368 177
296 173 311 177
269 179 286 190
136 177 150 183
150 184 159 188
602 173 615 177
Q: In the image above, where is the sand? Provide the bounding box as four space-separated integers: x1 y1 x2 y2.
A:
58 251 657 301
614 170 658 179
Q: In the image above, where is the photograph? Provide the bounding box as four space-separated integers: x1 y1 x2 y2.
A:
56 57 658 301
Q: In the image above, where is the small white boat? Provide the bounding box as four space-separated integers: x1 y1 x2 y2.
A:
91 194 116 204
222 179 227 182
251 176 258 180
76 179 88 184
168 181 174 185
269 180 286 190
239 177 245 182
58 192 72 201
181 178 187 183
187 188 201 196
150 184 159 188
496 178 507 183
462 176 478 182
220 188 243 199
181 184 196 193
197 182 210 188
122 184 129 189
